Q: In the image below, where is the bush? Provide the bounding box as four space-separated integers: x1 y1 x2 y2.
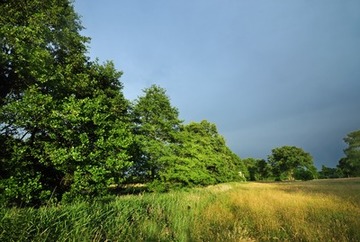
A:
294 168 315 181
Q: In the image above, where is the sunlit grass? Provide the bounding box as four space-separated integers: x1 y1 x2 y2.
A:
222 181 360 241
1 178 360 241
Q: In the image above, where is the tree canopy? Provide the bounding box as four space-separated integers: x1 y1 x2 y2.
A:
337 130 360 177
268 146 317 181
129 85 182 183
155 120 246 190
129 87 245 191
0 0 132 206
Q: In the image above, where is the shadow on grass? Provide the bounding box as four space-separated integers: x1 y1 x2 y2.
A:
109 184 149 196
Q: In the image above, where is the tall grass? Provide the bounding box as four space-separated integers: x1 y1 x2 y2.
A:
224 181 360 241
1 178 360 241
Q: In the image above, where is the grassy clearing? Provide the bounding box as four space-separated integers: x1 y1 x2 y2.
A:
1 178 360 241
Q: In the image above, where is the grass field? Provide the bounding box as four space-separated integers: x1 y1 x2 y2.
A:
1 178 360 241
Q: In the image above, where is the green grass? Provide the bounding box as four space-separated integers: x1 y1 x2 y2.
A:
1 178 360 241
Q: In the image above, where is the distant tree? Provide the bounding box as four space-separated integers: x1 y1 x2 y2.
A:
337 130 360 177
318 165 342 179
243 158 271 181
268 146 317 181
293 166 317 181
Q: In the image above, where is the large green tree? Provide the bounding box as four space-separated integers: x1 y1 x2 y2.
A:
268 146 317 181
129 85 182 183
130 86 246 190
155 120 246 190
0 0 89 104
337 130 360 177
0 0 132 206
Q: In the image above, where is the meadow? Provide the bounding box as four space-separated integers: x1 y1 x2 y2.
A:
1 178 360 241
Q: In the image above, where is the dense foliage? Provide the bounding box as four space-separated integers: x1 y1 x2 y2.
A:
318 165 343 179
0 1 245 206
337 130 360 177
153 120 246 191
242 158 271 181
241 146 318 181
129 85 182 184
0 0 133 206
129 85 246 191
268 146 317 181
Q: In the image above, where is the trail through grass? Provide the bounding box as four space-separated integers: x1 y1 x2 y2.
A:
1 178 360 241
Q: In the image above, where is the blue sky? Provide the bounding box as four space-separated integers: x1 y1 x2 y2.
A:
74 0 360 168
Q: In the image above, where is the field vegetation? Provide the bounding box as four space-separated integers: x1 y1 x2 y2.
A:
1 2 360 241
1 178 359 241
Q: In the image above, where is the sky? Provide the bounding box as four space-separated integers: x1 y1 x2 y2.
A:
73 0 360 168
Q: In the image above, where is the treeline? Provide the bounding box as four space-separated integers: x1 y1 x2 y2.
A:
243 146 318 182
242 130 360 181
0 0 246 207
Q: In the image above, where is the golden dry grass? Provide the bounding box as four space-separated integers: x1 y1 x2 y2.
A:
193 178 360 241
